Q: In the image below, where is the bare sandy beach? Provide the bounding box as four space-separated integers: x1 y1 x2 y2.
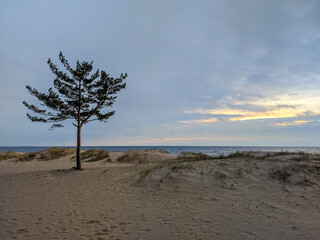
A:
0 149 320 240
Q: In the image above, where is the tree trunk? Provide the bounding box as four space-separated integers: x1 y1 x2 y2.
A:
76 125 82 170
76 76 82 170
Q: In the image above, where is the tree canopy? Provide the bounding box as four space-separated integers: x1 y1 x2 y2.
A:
24 52 126 129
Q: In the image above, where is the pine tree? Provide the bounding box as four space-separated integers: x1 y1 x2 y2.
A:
23 52 127 170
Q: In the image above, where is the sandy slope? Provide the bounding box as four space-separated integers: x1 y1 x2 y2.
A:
0 150 319 240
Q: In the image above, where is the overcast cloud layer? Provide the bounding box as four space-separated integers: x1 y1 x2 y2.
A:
1 0 320 146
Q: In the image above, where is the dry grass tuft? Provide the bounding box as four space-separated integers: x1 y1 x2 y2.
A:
38 148 75 161
80 150 111 162
178 152 213 161
269 168 292 181
0 151 23 160
15 153 38 162
15 147 75 162
117 150 168 164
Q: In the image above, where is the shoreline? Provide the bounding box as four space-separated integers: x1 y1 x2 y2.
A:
1 145 320 155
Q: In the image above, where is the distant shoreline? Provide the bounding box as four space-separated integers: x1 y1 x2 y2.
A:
1 146 320 155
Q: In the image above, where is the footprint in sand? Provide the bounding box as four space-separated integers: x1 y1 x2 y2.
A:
86 220 102 225
94 228 110 236
16 228 29 234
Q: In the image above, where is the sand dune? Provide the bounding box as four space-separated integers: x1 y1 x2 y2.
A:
0 149 320 239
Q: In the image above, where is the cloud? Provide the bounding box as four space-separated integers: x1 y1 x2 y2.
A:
183 108 297 122
179 118 220 124
229 109 297 121
297 111 318 117
277 120 312 126
182 92 320 124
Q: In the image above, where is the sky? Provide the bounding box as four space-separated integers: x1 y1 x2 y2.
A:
0 0 320 146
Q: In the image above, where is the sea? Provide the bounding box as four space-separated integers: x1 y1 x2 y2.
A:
1 146 320 156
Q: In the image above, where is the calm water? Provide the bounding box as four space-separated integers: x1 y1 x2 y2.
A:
1 146 320 156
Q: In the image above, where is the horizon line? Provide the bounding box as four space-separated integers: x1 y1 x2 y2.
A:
1 145 319 148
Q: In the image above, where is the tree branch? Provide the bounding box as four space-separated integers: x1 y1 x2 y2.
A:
80 102 104 126
84 118 99 123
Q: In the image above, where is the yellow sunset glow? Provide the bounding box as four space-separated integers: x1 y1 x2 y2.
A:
182 92 320 124
229 109 297 121
277 120 312 126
